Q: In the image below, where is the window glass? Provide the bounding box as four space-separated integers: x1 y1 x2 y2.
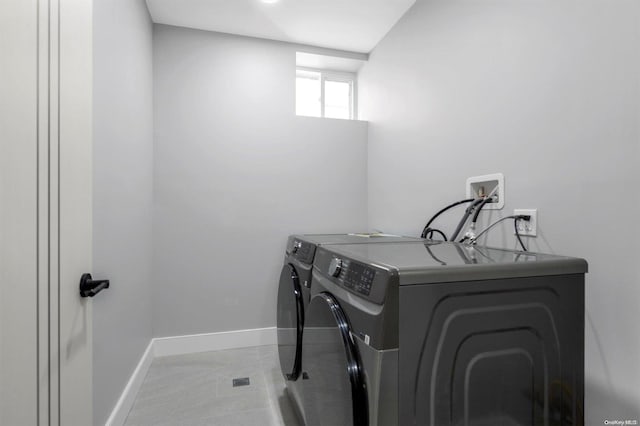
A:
324 79 351 120
296 70 321 117
295 68 355 120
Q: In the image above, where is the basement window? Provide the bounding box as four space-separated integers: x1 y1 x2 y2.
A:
295 68 356 120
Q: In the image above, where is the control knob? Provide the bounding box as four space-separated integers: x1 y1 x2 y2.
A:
329 258 343 277
292 241 302 253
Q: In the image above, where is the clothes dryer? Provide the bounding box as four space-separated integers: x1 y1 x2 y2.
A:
303 241 587 426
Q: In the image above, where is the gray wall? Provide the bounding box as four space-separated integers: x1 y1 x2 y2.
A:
152 25 368 337
359 0 640 421
93 0 154 424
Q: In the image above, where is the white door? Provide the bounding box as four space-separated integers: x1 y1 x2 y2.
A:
0 0 40 423
1 0 93 425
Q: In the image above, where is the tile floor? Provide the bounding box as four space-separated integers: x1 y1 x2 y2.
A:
124 345 302 426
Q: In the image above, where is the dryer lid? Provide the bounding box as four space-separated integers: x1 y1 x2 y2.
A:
322 242 588 285
291 233 424 245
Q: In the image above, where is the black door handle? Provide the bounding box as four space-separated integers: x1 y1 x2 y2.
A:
79 273 110 298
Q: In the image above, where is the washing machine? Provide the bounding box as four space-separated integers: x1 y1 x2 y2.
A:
276 234 425 423
302 241 587 426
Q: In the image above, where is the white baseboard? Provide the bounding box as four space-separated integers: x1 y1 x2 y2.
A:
105 340 154 426
105 327 277 425
153 327 277 357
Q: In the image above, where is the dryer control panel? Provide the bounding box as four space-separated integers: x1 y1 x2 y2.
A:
287 238 316 265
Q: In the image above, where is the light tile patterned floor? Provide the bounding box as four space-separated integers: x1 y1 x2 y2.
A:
124 345 302 426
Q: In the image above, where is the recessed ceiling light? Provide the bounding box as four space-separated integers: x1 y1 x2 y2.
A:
260 0 280 4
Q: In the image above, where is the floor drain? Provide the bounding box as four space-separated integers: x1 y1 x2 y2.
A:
232 377 250 387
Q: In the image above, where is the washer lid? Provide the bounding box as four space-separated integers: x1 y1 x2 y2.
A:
323 242 588 285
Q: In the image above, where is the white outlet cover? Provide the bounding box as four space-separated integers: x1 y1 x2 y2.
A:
514 209 537 237
466 173 505 210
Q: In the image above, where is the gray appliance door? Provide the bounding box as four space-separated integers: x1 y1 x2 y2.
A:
302 292 369 426
277 263 304 380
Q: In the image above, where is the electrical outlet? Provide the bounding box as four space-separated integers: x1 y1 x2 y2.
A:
514 209 537 237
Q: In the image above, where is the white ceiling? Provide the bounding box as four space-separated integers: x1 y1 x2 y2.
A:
146 0 416 53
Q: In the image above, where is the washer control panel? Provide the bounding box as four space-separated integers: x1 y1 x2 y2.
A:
329 258 376 297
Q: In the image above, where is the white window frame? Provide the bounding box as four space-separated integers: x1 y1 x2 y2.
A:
296 67 357 120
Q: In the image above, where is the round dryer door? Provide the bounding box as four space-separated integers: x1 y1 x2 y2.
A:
277 263 304 381
301 292 368 426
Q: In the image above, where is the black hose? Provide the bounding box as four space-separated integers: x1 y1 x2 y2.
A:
426 229 448 241
421 198 474 238
450 198 485 242
471 196 493 223
514 218 528 251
